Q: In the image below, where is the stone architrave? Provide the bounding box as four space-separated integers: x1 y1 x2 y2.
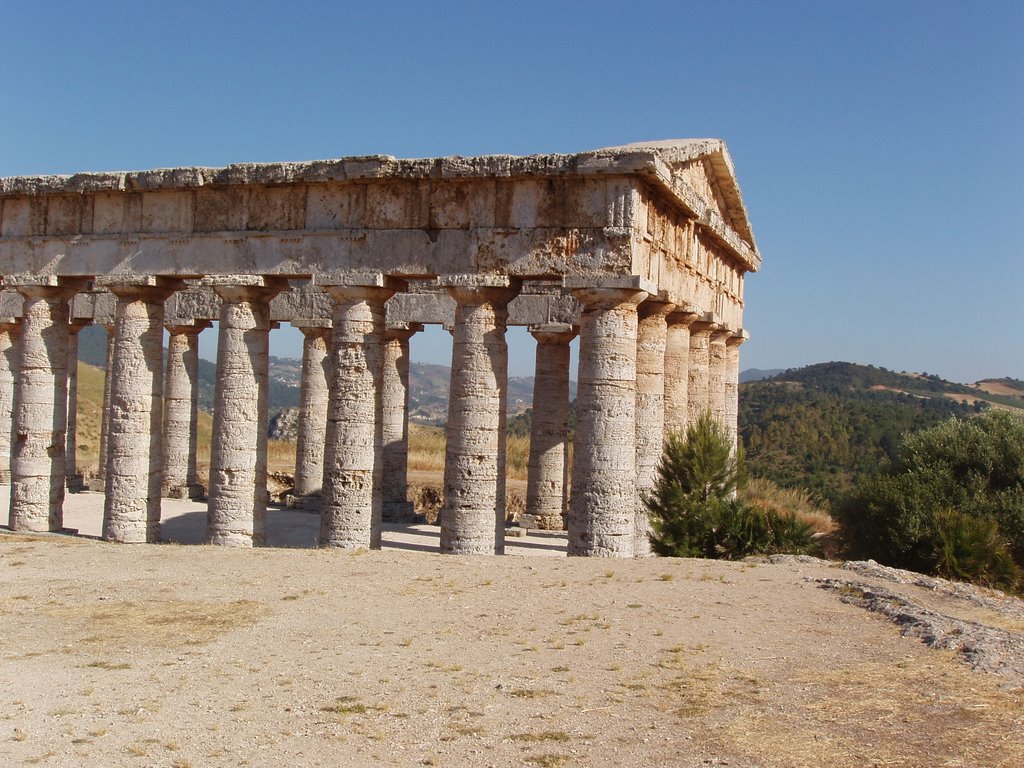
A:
8 278 88 532
663 307 699 436
319 281 395 549
292 325 332 507
381 324 420 522
523 323 576 531
567 283 648 557
634 297 675 556
206 276 287 547
101 278 182 543
162 322 210 499
708 328 732 429
65 320 89 490
440 279 516 555
687 316 719 429
725 332 747 452
0 320 21 484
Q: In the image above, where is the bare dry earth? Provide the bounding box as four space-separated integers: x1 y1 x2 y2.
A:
1 526 1023 767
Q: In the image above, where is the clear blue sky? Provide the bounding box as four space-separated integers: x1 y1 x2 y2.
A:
2 1 1021 382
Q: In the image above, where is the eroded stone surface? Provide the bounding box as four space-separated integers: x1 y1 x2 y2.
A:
568 287 645 557
293 326 331 502
319 285 393 550
524 325 575 531
440 283 515 555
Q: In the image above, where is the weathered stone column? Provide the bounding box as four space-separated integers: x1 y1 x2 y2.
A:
319 281 395 549
291 325 332 507
687 316 719 429
635 297 675 556
162 322 209 499
381 323 420 522
523 324 576 531
439 278 515 555
64 320 88 491
708 328 731 429
95 322 116 484
663 307 698 435
725 331 747 452
0 320 21 485
206 276 286 547
8 278 87 532
101 278 182 543
567 283 648 557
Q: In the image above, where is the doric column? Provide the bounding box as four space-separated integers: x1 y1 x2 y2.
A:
634 297 675 556
319 281 395 549
439 278 516 555
292 325 332 507
101 278 182 543
7 278 87 532
663 307 699 435
725 331 747 452
64 320 89 490
523 324 576 531
162 322 210 499
0 320 21 485
708 328 732 429
686 316 719 430
95 322 116 483
568 284 648 557
381 323 420 522
206 276 286 547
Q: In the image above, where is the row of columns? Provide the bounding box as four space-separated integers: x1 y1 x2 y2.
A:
2 275 743 559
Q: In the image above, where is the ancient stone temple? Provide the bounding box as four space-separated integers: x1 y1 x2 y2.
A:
0 140 761 557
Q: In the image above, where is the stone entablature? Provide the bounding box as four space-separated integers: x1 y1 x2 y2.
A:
0 140 761 558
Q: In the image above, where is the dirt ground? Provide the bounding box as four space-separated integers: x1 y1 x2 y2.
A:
1 496 1023 767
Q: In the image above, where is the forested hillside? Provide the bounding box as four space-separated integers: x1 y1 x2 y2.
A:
740 362 1023 501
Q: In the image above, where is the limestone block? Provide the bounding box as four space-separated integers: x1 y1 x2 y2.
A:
293 327 330 498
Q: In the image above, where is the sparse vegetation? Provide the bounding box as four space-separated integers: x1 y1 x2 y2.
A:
647 413 818 559
837 411 1024 591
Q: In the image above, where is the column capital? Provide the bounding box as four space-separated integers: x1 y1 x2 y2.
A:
667 302 703 326
637 297 676 321
571 286 648 310
323 284 396 305
203 274 289 303
97 275 185 303
296 324 332 340
165 319 213 335
383 322 423 342
6 275 91 301
529 322 577 345
688 313 720 335
726 329 750 347
439 275 519 308
710 327 733 344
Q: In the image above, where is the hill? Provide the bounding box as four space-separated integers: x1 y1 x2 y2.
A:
740 362 1024 501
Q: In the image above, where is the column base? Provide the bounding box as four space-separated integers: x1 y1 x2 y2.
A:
162 484 206 500
285 493 322 513
519 513 566 531
382 501 415 522
88 477 105 492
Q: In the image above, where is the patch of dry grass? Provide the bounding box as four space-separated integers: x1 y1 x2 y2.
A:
742 477 836 534
44 599 263 648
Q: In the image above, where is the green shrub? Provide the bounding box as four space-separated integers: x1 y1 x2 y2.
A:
647 413 819 559
838 411 1024 592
